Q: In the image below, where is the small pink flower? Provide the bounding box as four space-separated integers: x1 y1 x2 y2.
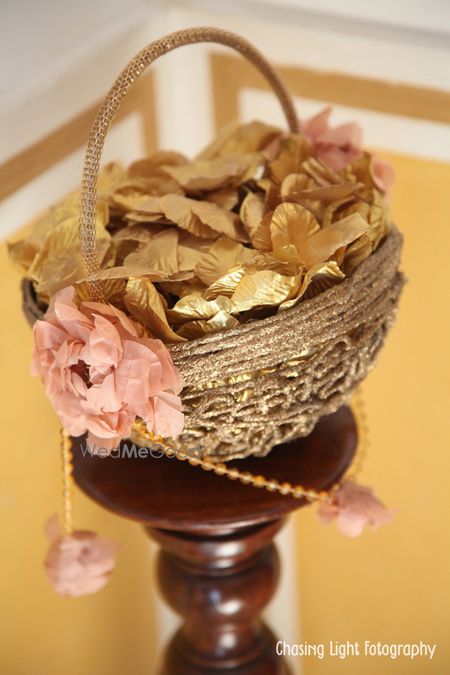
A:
44 515 119 597
302 106 363 172
371 155 395 194
31 286 184 450
317 481 394 537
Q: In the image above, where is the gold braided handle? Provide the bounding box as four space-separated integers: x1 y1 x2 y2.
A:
79 26 299 301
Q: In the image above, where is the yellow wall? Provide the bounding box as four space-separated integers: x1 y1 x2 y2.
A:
293 150 450 674
0 244 159 673
1 151 448 674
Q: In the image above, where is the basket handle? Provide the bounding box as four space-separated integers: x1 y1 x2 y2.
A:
79 26 299 301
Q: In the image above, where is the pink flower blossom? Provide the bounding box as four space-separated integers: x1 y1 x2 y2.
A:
44 515 119 597
302 106 363 172
371 155 395 194
31 286 184 450
317 481 394 537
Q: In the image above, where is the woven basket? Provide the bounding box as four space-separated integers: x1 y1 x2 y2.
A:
22 27 404 460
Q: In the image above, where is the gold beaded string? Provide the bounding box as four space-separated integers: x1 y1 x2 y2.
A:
132 419 332 504
132 389 368 505
60 392 368 509
60 428 74 536
348 386 369 481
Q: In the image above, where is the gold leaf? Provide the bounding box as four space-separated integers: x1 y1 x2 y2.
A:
112 222 165 244
28 204 111 296
75 278 127 305
177 233 214 272
240 191 273 250
322 197 357 228
198 120 281 159
163 154 262 192
98 162 127 195
7 239 38 273
113 174 184 197
124 277 184 342
232 270 301 312
128 151 188 175
269 135 311 185
285 181 360 205
159 279 206 299
299 213 369 268
270 203 320 255
168 294 236 324
160 195 246 241
195 236 255 286
203 264 248 300
206 187 240 210
280 173 314 198
301 158 344 186
124 229 179 276
110 193 163 215
280 261 345 310
343 233 373 275
176 311 240 339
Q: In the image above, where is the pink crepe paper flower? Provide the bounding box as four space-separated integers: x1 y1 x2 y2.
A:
301 106 395 194
302 106 363 172
44 515 119 597
371 155 395 194
31 286 184 451
317 481 394 537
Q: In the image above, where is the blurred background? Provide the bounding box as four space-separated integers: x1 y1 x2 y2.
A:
1 1 449 673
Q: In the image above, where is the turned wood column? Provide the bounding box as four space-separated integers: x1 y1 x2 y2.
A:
72 406 357 674
152 520 287 674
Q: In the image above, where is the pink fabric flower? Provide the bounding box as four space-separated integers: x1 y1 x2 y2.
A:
44 515 119 597
31 286 184 450
317 481 394 537
302 106 363 172
371 155 395 194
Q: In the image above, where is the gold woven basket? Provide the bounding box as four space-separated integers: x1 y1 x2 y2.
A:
22 27 404 460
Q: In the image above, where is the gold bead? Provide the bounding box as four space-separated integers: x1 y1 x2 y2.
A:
265 480 279 492
239 472 253 484
279 482 292 495
213 464 227 476
253 475 266 488
293 486 306 499
227 468 240 480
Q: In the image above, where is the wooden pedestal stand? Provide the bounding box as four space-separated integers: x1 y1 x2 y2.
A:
72 406 356 674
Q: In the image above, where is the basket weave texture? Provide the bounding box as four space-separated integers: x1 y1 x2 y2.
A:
23 227 404 460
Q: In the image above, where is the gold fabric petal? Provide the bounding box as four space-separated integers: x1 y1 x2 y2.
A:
168 294 236 324
279 261 345 310
124 277 184 342
176 311 240 339
299 213 369 268
270 202 320 253
124 229 179 276
195 236 255 286
343 233 373 275
163 154 262 192
198 120 281 159
232 270 301 312
203 264 247 300
269 135 311 185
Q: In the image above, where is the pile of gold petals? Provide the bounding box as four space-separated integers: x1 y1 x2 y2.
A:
9 120 391 342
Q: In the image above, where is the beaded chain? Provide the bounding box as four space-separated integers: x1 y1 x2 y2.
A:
59 390 367 522
60 428 74 536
